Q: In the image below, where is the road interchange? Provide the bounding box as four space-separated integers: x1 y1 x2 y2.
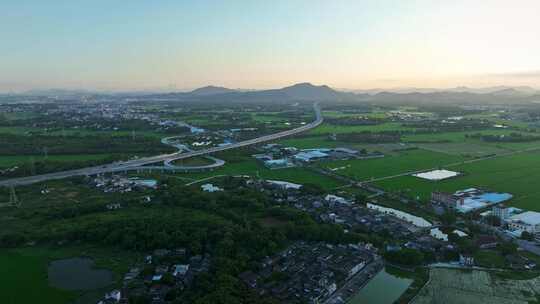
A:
0 103 322 187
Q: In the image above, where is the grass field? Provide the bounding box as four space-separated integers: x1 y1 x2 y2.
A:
375 150 540 211
0 251 76 304
45 128 165 139
170 156 216 166
277 135 340 149
0 154 122 168
278 135 416 155
0 126 38 134
402 129 539 144
0 125 167 139
416 142 511 156
308 122 413 135
0 246 136 304
173 157 345 189
474 250 507 268
320 149 465 182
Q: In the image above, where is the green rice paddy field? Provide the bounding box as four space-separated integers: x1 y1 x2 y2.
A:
0 251 76 304
411 268 540 304
0 246 135 304
307 122 415 135
375 150 540 211
320 149 465 181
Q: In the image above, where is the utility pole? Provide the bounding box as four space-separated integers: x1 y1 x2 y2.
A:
29 157 36 175
9 186 20 208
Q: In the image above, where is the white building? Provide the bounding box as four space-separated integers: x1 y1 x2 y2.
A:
294 150 329 162
430 228 468 242
413 169 460 181
459 254 474 266
201 183 223 192
266 180 302 190
99 290 121 304
492 205 510 220
507 211 540 235
348 261 366 277
325 194 352 205
173 264 190 277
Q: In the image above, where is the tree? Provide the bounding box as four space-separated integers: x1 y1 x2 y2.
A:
384 248 425 266
484 215 501 227
447 232 461 244
498 242 518 256
300 183 324 196
521 231 535 241
440 211 456 226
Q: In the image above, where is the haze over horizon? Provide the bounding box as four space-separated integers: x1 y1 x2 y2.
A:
2 0 540 92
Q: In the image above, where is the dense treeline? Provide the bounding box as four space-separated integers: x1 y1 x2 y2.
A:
0 156 125 178
467 132 540 142
416 105 483 117
336 131 401 143
384 248 425 266
0 133 174 156
404 119 490 132
0 179 361 303
325 117 384 126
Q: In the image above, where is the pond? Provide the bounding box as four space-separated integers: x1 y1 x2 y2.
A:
348 267 413 304
48 257 114 291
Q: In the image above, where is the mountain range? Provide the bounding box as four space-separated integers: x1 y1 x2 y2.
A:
13 83 540 105
147 82 540 105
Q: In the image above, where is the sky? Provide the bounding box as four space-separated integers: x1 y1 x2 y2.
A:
1 0 540 92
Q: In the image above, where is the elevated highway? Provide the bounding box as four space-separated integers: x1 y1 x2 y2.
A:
0 103 322 187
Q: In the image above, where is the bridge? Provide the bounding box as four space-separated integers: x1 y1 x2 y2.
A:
0 103 323 187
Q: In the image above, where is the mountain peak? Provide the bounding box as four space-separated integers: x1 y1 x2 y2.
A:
278 83 338 100
189 85 236 96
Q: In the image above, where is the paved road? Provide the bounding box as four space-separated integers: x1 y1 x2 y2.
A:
0 103 322 187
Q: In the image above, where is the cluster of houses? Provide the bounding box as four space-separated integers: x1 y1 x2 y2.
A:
253 144 382 169
239 242 377 304
245 179 451 263
96 176 538 304
92 175 158 193
247 178 535 270
98 248 210 304
431 188 513 213
432 188 540 239
489 205 540 239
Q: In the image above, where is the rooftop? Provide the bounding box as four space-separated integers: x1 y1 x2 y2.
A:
509 211 540 225
413 169 459 181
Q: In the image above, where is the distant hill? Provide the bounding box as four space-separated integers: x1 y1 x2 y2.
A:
352 85 539 96
276 82 342 100
152 82 356 103
189 85 237 96
21 83 540 105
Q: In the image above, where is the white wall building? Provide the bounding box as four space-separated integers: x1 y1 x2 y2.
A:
201 183 223 192
493 205 510 220
507 211 540 234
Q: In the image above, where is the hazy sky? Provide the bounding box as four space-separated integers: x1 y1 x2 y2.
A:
2 0 540 92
